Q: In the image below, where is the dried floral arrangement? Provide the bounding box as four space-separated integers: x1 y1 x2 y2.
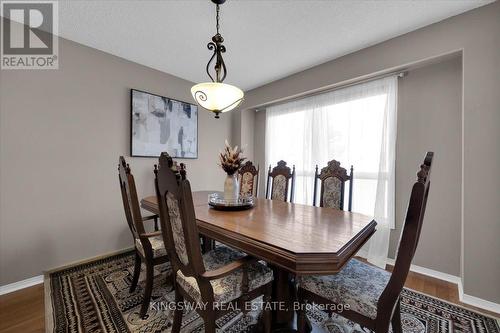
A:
219 140 245 175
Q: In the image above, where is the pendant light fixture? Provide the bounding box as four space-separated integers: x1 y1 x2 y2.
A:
191 0 244 119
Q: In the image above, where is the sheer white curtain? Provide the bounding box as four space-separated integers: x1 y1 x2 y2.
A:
265 76 397 268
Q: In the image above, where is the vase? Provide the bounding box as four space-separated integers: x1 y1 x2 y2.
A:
224 173 240 201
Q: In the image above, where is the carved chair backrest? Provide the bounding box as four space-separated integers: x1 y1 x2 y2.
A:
313 160 353 211
155 153 212 299
266 160 295 202
238 161 259 197
118 156 146 241
377 152 434 320
119 156 159 258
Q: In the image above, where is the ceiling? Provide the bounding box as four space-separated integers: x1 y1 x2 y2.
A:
53 0 493 91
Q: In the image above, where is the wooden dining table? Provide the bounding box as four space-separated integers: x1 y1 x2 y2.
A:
141 190 376 330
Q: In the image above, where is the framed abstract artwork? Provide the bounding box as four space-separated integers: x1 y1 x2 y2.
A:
130 89 198 158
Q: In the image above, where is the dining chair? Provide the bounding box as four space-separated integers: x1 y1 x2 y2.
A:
313 160 354 211
297 152 434 333
266 160 296 202
118 156 171 319
238 160 259 197
154 153 274 333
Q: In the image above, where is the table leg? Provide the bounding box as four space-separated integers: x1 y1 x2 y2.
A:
272 268 294 329
153 217 159 231
273 267 311 332
200 235 214 253
271 267 312 332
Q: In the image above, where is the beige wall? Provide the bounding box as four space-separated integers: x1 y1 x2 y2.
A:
242 2 500 303
231 109 255 162
390 58 462 275
254 110 266 196
0 33 232 285
240 110 256 162
230 109 242 149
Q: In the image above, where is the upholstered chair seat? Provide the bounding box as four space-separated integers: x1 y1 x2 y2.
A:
155 152 274 333
299 258 390 319
118 156 175 319
177 246 273 304
297 152 434 333
135 236 167 258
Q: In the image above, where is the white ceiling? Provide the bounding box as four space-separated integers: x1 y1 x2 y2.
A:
55 0 492 91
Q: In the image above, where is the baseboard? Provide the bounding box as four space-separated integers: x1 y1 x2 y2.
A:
43 246 134 275
385 258 462 285
374 257 500 315
0 275 44 296
1 246 134 296
460 288 500 314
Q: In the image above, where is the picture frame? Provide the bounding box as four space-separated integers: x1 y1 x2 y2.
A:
130 89 198 158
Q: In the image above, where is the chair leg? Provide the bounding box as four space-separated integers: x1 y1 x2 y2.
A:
140 262 154 319
203 309 217 333
296 288 307 333
263 285 272 333
171 287 183 333
391 300 403 333
166 270 175 291
129 252 141 293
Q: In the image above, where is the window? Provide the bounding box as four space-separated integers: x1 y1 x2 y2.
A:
265 76 397 228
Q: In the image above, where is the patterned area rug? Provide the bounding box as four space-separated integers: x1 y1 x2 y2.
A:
45 250 500 333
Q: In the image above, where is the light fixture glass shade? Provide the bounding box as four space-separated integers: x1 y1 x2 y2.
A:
191 82 244 117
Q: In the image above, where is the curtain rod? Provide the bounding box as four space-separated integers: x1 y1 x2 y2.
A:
254 70 407 111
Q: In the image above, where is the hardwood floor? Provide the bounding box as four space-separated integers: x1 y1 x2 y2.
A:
390 267 499 318
0 284 44 333
0 270 497 333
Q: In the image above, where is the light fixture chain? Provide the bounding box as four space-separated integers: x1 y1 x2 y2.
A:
216 4 220 34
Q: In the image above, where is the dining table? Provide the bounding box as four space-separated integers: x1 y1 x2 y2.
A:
141 190 377 331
